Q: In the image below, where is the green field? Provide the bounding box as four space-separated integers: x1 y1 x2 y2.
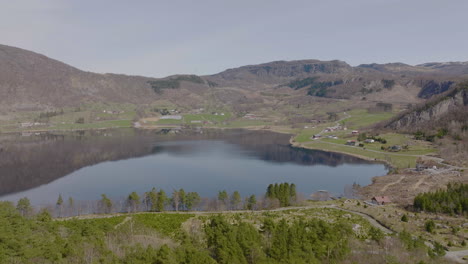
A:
305 141 419 168
342 109 395 129
48 119 133 130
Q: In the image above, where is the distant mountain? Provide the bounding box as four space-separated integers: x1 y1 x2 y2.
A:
1 43 468 112
0 44 162 111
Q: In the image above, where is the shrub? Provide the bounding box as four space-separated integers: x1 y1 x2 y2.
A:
425 220 436 233
401 214 408 222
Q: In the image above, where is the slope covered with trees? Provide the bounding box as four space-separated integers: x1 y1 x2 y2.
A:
413 183 468 216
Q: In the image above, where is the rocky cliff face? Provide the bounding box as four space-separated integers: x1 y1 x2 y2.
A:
386 87 468 130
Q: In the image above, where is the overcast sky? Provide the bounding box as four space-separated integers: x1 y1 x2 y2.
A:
1 0 467 77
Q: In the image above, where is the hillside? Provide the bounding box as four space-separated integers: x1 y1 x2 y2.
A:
2 44 468 115
383 83 468 166
0 44 216 112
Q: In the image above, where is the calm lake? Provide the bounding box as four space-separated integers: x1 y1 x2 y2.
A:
0 128 387 205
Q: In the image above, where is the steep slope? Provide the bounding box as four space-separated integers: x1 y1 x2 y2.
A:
383 83 468 166
385 84 468 131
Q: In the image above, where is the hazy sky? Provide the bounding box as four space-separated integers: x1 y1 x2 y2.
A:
1 0 467 77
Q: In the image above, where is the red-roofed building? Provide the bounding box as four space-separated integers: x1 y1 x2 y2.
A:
371 196 391 205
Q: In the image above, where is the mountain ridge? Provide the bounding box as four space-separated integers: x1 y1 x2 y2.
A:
1 44 468 112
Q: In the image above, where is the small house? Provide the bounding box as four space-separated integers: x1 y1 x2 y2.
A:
352 130 359 135
310 190 332 201
389 145 402 152
416 163 428 171
364 139 375 143
160 115 182 120
371 196 391 205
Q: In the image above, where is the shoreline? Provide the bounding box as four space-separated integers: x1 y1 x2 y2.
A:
289 137 394 169
2 123 397 168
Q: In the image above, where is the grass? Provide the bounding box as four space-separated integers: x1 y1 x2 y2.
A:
343 109 395 129
221 119 273 128
133 213 195 237
341 201 468 248
155 119 183 125
304 141 418 168
49 119 133 130
294 127 326 142
183 113 231 124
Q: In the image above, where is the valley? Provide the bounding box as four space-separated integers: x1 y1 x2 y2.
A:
0 44 467 263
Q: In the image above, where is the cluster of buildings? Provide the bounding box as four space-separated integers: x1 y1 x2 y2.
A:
160 115 182 120
324 124 346 133
102 110 125 114
243 113 260 120
20 122 46 128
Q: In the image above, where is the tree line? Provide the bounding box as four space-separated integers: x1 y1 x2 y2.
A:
265 182 297 207
16 183 302 218
413 182 468 216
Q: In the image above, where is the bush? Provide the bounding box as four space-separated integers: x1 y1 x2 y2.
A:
401 214 408 222
425 220 436 233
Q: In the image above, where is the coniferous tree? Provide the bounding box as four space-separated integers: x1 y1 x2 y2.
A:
16 197 32 217
68 197 74 216
99 194 113 214
148 187 158 211
186 192 201 210
127 192 140 213
156 190 167 212
247 195 257 210
172 190 180 211
179 188 186 211
217 190 228 210
56 194 64 217
414 183 467 215
290 183 297 203
230 191 242 210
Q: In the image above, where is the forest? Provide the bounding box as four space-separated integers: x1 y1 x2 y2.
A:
413 183 468 216
0 199 449 264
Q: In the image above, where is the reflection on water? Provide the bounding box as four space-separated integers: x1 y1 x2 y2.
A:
0 128 387 205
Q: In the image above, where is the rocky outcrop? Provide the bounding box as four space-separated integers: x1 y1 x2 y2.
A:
386 87 468 130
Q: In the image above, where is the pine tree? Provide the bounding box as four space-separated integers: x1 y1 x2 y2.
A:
230 191 242 210
56 194 64 217
179 188 186 211
156 190 167 212
186 192 201 210
16 197 32 217
148 188 158 211
266 184 274 198
68 197 74 216
290 183 297 203
100 194 113 214
247 195 257 210
127 192 140 213
172 190 180 211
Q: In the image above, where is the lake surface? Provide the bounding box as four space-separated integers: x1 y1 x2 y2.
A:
0 129 387 205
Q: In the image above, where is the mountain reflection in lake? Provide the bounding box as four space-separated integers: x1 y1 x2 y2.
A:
0 129 387 205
